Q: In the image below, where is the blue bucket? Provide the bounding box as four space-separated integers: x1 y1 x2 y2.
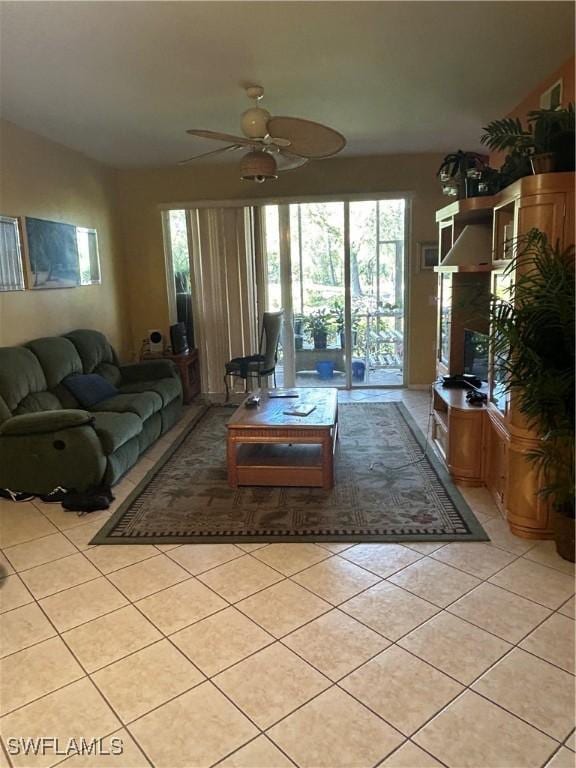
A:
352 361 366 381
316 360 335 380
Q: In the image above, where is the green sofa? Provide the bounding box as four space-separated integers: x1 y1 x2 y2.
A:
0 330 182 494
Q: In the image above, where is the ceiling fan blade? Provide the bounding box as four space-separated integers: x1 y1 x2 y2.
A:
267 117 346 158
186 129 256 147
276 151 309 172
178 144 241 165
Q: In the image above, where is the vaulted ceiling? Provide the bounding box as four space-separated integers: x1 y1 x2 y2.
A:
0 1 573 167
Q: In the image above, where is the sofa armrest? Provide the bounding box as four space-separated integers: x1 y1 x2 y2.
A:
120 360 178 383
0 409 94 437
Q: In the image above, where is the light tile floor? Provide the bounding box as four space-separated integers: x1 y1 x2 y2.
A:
0 390 574 768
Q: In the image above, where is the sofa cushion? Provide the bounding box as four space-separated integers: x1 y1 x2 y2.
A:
0 347 58 415
119 377 181 407
25 337 83 389
91 392 162 421
14 392 65 415
64 374 119 408
65 330 122 386
91 411 142 455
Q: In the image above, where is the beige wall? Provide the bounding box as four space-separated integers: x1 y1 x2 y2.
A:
116 154 446 386
0 119 129 355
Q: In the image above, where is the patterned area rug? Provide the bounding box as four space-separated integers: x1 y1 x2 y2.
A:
92 402 488 544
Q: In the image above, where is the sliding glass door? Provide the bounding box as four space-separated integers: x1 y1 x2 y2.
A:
349 200 405 387
263 198 406 389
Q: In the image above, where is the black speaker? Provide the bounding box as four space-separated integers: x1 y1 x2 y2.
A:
170 322 189 355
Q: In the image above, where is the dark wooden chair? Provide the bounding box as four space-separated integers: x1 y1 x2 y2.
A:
224 310 284 401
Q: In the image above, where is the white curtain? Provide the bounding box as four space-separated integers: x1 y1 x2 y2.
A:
188 207 259 394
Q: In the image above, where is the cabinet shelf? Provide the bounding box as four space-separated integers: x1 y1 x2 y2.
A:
435 196 496 225
434 264 493 273
434 171 574 539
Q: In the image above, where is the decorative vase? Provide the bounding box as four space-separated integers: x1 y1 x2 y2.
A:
313 332 328 350
554 508 575 563
530 153 555 175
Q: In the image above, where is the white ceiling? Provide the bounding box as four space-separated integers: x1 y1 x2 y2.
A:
0 1 573 168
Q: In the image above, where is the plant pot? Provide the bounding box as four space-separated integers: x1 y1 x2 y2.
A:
313 332 327 350
294 334 303 351
465 177 480 198
530 153 556 175
553 508 575 563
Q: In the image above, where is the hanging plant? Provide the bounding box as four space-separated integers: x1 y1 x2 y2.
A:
436 151 488 199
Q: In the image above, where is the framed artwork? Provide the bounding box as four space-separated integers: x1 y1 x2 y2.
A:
0 215 25 292
24 216 80 289
76 227 101 285
419 241 439 271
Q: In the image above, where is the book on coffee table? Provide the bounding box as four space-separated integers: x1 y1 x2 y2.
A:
283 404 317 417
267 390 299 398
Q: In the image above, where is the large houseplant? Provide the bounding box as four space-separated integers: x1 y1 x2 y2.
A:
481 104 575 176
490 229 575 560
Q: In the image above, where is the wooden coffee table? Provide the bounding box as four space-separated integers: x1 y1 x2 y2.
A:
227 388 338 489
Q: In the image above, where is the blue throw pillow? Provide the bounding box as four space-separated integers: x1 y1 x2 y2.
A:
63 374 118 408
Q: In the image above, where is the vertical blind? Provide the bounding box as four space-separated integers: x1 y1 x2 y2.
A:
0 217 25 292
188 207 259 394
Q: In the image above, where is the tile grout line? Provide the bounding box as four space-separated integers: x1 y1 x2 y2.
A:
65 534 292 765
1 395 573 767
0 594 157 768
213 576 570 763
1 538 572 686
222 556 574 756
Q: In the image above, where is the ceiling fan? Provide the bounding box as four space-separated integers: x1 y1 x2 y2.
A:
179 85 346 182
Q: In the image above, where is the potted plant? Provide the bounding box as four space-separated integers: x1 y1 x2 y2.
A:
528 105 575 173
303 309 334 350
481 104 575 176
490 229 575 561
436 151 488 198
330 299 359 349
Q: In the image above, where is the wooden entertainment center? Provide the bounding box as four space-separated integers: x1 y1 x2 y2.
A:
433 172 574 539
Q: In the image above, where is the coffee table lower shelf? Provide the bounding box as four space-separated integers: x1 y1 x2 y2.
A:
233 443 325 487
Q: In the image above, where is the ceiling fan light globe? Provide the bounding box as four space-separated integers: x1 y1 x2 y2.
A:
241 107 270 138
240 151 278 182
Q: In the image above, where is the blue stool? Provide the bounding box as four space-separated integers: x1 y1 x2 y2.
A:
352 361 366 381
316 361 335 380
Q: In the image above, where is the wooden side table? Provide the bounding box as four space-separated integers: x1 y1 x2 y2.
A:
164 349 201 404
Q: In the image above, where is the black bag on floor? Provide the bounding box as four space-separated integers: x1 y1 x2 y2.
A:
62 485 115 514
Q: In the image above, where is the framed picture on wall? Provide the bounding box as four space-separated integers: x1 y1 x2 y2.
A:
24 217 80 289
0 215 25 292
418 241 439 271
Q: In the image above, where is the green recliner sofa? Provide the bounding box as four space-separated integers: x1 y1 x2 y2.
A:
0 329 183 494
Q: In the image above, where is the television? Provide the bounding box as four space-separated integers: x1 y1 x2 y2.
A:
463 329 489 383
